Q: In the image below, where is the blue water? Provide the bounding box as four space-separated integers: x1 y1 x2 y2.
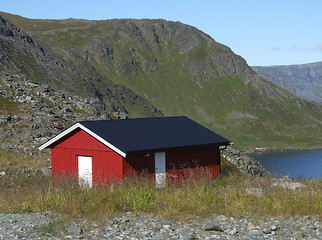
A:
249 149 322 179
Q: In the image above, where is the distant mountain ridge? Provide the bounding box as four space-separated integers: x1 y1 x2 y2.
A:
252 62 322 102
0 12 321 151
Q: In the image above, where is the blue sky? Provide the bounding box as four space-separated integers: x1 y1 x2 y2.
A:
1 0 321 66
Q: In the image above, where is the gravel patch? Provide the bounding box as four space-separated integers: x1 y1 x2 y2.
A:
0 212 320 239
0 212 51 239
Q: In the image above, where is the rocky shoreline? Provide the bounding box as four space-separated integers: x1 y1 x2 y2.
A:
222 146 269 177
0 211 320 239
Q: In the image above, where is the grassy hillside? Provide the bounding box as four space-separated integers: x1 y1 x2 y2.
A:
1 12 321 150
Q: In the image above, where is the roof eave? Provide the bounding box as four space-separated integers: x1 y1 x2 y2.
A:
125 141 231 155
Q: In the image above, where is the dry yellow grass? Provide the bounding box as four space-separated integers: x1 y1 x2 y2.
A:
0 152 321 220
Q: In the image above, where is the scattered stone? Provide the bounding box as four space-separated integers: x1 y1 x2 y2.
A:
204 222 222 231
39 167 51 176
0 209 320 238
163 224 171 230
245 188 263 196
228 227 238 235
0 171 6 176
248 229 260 236
270 225 278 231
263 228 271 234
272 180 305 190
217 215 228 221
67 226 82 234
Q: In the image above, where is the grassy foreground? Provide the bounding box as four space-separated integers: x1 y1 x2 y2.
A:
0 152 321 220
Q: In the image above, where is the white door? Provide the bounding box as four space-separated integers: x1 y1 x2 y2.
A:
155 152 166 188
78 156 92 188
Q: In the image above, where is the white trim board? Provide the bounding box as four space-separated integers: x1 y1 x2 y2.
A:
38 122 81 151
38 123 127 157
155 152 166 188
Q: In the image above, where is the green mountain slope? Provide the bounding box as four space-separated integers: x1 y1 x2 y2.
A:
0 14 163 118
1 12 321 150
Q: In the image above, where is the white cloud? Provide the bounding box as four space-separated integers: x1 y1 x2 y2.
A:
288 43 322 52
270 46 281 51
315 43 322 51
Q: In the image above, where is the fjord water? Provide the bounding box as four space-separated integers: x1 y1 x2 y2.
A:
249 150 322 179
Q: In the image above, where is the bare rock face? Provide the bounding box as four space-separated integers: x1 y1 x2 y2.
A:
252 62 322 102
0 18 14 37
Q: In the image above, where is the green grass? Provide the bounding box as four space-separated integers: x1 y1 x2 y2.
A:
86 34 322 150
1 173 320 219
0 96 20 114
0 151 46 170
0 151 50 189
0 153 321 220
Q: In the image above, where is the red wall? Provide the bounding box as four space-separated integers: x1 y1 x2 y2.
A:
50 128 221 186
123 146 220 183
166 146 220 181
123 153 155 181
53 128 108 151
51 129 123 185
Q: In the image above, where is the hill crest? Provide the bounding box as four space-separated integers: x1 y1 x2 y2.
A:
0 12 321 151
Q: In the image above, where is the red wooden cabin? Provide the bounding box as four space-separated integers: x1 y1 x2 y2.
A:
39 116 230 187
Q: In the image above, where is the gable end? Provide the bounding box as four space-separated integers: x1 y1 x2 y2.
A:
38 123 127 157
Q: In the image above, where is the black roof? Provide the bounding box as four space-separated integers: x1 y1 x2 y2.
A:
79 116 230 154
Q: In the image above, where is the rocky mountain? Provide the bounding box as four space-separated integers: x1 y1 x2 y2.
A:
0 14 162 118
0 71 125 155
252 62 322 103
0 12 321 151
